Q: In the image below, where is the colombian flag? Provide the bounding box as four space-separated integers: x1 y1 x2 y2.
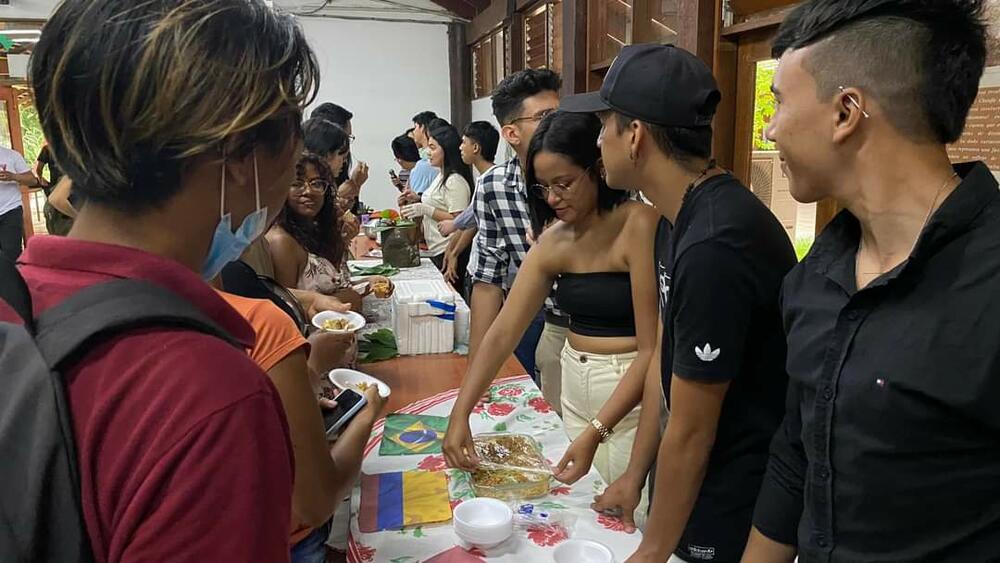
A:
358 470 452 532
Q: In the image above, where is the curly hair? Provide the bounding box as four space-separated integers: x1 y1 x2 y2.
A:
278 152 345 266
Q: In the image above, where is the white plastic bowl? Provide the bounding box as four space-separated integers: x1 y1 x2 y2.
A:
327 368 391 399
553 539 614 563
312 310 366 334
453 498 513 549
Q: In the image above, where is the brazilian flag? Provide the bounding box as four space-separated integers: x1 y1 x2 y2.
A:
379 414 450 456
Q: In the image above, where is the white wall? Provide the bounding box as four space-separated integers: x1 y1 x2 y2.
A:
299 17 452 212
2 4 456 209
0 0 57 19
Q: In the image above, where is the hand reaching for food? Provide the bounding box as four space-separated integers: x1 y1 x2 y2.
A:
443 417 479 471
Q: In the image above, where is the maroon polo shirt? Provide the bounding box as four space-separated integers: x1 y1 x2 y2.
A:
12 236 294 563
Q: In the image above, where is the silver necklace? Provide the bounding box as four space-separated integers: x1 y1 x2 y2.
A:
856 172 958 278
854 172 958 276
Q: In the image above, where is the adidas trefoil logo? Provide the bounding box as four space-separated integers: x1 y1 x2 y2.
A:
695 343 721 362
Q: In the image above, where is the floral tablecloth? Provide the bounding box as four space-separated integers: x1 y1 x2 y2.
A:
347 374 643 562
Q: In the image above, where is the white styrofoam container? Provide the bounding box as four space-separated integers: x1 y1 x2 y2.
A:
391 279 456 355
454 294 471 351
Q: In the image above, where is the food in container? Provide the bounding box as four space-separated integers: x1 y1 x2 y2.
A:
372 278 394 298
312 310 366 334
471 433 552 500
328 368 392 399
322 318 351 331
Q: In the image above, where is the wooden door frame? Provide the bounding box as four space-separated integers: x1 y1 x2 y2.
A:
729 27 773 188
714 19 839 236
0 86 34 239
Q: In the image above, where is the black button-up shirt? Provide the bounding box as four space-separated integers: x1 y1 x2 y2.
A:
753 162 1000 562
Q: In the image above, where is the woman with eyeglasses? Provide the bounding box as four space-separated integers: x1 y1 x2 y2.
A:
401 123 474 295
443 112 660 517
267 153 390 314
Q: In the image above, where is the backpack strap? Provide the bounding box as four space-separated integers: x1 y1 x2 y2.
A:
0 256 34 331
34 279 240 370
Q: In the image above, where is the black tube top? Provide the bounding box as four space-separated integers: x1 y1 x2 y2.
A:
555 272 636 337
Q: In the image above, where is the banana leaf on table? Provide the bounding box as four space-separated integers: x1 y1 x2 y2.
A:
358 329 398 363
350 264 400 277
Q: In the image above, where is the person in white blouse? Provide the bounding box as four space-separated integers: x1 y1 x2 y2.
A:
402 123 473 294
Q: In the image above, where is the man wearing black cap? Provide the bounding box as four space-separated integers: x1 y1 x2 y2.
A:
562 44 794 562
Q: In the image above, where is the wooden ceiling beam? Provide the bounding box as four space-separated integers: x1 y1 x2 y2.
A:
428 0 479 19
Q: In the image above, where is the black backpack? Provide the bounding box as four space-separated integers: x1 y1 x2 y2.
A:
0 258 237 562
220 260 310 336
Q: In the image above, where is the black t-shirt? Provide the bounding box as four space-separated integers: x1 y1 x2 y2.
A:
37 145 63 196
655 173 795 563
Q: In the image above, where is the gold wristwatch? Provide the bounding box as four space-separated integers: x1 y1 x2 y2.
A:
590 418 614 443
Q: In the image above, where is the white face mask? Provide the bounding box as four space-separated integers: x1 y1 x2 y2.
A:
199 150 269 280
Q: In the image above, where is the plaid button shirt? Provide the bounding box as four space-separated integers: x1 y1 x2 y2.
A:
469 157 560 315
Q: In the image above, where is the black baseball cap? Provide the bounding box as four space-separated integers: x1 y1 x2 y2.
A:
561 43 721 127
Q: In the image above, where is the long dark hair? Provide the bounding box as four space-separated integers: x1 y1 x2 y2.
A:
525 111 628 236
428 123 474 190
303 118 351 186
278 152 345 266
303 118 350 159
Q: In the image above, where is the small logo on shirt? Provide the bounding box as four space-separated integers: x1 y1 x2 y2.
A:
695 343 721 362
687 545 717 560
657 261 671 312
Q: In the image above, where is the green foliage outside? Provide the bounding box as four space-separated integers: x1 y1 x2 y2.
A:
19 103 45 177
794 238 814 261
754 63 777 151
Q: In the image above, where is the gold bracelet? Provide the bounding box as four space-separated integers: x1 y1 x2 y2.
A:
590 418 614 443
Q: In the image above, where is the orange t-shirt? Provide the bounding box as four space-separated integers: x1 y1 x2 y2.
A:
218 291 308 372
217 292 315 545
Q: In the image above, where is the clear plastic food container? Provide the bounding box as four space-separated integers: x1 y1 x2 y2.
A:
471 433 553 501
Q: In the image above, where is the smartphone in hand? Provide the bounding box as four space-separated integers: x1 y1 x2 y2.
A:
321 389 367 437
389 170 404 192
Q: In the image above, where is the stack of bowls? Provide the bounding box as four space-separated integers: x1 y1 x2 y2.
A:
452 498 514 549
